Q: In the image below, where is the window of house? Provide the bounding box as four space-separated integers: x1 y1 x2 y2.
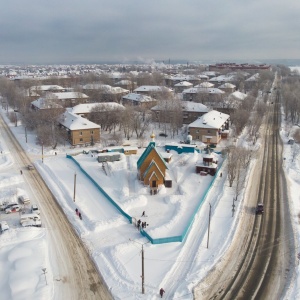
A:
90 130 94 134
80 138 83 142
207 130 211 133
196 130 199 133
80 131 83 136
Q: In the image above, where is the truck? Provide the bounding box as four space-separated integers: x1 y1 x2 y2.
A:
19 195 30 205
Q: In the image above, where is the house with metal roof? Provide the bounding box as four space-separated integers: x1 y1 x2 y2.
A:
188 110 230 145
58 111 100 146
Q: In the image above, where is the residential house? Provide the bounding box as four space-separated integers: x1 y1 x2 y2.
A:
151 100 209 124
182 87 225 102
115 80 136 92
174 81 193 93
188 110 230 145
49 92 89 108
133 85 173 99
82 83 129 103
218 82 236 93
58 111 100 146
122 93 157 108
68 102 125 119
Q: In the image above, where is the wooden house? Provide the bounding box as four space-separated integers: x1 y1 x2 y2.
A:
137 134 168 194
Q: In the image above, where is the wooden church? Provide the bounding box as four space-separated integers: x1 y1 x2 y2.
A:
137 133 168 194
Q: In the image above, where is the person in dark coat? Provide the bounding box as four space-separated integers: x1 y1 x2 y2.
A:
20 170 23 175
159 288 165 298
75 208 79 216
141 211 145 217
79 212 82 220
137 219 141 230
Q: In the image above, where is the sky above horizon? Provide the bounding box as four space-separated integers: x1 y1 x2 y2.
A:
1 0 300 64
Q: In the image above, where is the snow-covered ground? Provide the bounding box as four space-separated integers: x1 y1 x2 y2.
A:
0 93 300 299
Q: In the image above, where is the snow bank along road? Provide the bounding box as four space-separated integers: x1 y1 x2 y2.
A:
196 85 294 299
0 115 113 300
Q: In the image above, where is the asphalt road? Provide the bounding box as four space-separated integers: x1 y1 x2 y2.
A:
0 114 113 300
195 85 295 299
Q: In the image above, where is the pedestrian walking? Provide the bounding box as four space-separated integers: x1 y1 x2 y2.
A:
75 208 79 216
79 212 82 220
137 219 141 230
141 211 145 217
220 172 222 177
20 170 23 175
159 288 165 298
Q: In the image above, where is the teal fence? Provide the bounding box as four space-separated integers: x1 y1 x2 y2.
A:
66 154 225 244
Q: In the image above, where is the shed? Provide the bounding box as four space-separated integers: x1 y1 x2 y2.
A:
97 152 121 162
165 143 198 154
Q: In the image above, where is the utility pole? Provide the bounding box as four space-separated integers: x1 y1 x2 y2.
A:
73 172 77 202
15 113 17 127
207 203 212 248
232 197 235 217
142 244 145 294
25 127 27 143
42 143 44 163
129 239 150 294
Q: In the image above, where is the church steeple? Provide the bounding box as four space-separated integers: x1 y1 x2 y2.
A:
150 132 155 146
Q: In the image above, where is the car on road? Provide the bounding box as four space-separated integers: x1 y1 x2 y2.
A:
5 204 21 214
27 164 34 170
256 203 264 215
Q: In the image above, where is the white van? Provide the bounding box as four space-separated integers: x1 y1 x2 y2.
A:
20 213 40 225
19 195 30 205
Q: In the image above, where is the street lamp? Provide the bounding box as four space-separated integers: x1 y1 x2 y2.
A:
25 126 27 143
42 268 47 285
129 239 151 294
73 171 77 202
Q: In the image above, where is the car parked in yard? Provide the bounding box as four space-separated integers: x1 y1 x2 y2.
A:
0 221 9 233
3 202 19 211
31 204 40 215
27 164 34 170
5 204 21 214
256 203 264 215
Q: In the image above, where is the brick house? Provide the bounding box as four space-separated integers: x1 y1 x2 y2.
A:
151 100 209 124
188 110 230 145
122 93 157 108
58 111 100 146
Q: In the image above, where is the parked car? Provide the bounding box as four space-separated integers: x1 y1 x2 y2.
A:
159 133 168 137
256 203 264 215
31 204 40 215
5 204 21 214
0 221 9 233
21 220 42 228
27 164 34 170
3 202 19 211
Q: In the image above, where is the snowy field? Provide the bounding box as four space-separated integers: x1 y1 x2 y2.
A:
1 96 300 299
